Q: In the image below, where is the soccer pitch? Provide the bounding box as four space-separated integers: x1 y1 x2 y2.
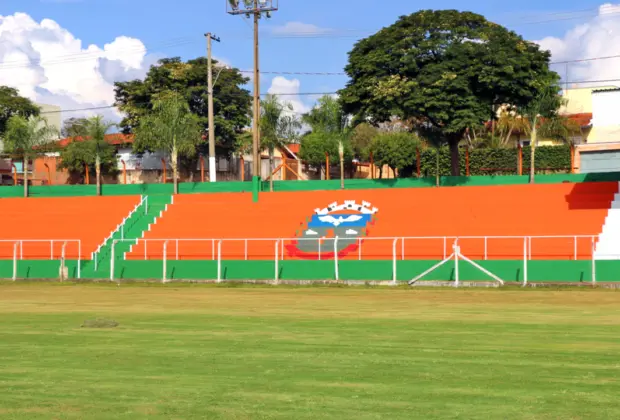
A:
2 284 620 419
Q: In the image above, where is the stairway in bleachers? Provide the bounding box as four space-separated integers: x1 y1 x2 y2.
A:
595 182 620 260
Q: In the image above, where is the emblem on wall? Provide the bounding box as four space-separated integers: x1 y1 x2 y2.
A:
285 200 378 259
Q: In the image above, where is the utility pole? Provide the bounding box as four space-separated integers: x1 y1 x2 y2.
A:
227 0 278 183
206 32 220 183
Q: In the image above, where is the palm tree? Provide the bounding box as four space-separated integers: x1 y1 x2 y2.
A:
135 92 202 194
261 95 300 192
74 116 116 196
4 115 58 197
518 84 565 184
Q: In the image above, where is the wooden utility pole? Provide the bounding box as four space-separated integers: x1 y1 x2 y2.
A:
206 32 220 183
227 0 278 182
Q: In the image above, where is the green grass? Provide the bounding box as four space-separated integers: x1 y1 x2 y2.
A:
2 284 620 419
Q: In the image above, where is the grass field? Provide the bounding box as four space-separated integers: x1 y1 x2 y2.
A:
2 284 620 419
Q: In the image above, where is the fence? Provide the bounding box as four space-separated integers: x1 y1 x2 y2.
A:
0 239 81 280
118 235 601 261
111 235 606 285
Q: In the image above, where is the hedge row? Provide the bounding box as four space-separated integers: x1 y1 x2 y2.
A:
415 146 571 177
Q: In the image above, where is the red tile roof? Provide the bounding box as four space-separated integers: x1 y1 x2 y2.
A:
57 133 134 147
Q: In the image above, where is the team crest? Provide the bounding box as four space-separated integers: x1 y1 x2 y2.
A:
285 200 378 260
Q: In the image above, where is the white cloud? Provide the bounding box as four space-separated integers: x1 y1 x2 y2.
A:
270 21 331 36
0 12 158 126
537 3 620 87
267 76 310 115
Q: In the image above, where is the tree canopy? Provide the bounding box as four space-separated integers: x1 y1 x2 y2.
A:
134 92 203 194
0 86 40 138
369 132 421 177
339 9 560 175
114 57 251 151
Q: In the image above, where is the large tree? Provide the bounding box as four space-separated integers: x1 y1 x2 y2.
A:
339 9 560 176
369 132 421 179
134 92 203 194
0 86 40 138
59 139 118 185
114 57 251 153
4 115 58 197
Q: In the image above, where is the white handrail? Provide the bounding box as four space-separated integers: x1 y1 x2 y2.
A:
274 239 279 283
162 240 169 283
392 238 398 285
334 237 339 281
111 234 601 261
0 239 81 279
217 240 222 283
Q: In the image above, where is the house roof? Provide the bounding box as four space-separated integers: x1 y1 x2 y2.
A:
57 133 134 147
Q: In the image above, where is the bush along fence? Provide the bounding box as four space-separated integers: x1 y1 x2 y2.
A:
366 145 573 178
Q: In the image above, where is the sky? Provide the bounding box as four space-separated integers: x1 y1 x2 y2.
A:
1 0 620 125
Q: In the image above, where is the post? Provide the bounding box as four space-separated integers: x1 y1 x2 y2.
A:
454 240 460 287
334 237 339 281
110 240 115 282
240 155 245 181
20 241 23 260
60 241 67 282
523 236 528 287
370 152 374 180
401 237 405 261
161 158 167 184
570 145 575 174
85 163 90 185
358 238 362 261
50 240 54 260
465 148 470 177
325 152 330 180
162 241 168 283
121 160 127 184
44 162 52 185
574 236 577 261
484 237 488 260
518 145 523 176
392 238 398 285
206 32 220 183
592 236 596 285
12 242 17 281
274 240 279 283
217 240 222 283
416 148 421 178
252 0 261 187
200 156 205 182
77 241 81 279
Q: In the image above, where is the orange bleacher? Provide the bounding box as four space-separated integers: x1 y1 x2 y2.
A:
0 195 141 259
127 182 618 261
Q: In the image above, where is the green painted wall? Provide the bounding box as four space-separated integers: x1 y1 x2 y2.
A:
4 259 619 283
2 172 619 199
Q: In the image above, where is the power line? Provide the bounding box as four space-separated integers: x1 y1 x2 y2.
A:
38 92 339 115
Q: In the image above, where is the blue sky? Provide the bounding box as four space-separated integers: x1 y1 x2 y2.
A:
1 0 619 117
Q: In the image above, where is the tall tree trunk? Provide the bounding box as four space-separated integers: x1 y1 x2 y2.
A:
171 146 179 195
340 152 345 190
269 148 274 192
23 155 29 198
448 137 460 176
435 148 440 187
529 125 537 184
95 154 101 196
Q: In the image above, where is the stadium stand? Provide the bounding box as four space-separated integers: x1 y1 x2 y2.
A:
0 195 142 259
127 182 619 261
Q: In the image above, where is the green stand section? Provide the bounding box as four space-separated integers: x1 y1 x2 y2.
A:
80 194 173 278
252 176 260 202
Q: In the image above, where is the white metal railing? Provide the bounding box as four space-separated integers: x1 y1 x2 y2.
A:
93 195 148 270
113 235 601 262
108 235 604 284
0 239 81 280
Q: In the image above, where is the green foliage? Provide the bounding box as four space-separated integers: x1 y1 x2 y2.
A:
115 57 251 150
134 92 202 157
339 9 560 175
4 115 58 155
418 145 570 176
61 117 89 138
303 96 348 134
299 131 352 167
59 140 118 175
0 86 40 137
260 95 301 153
350 123 377 160
370 132 421 175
